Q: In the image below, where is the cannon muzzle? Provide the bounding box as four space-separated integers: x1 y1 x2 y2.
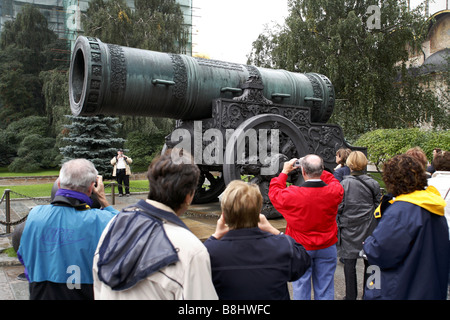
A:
69 36 335 122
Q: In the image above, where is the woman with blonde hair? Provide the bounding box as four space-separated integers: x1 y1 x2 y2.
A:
337 151 381 300
204 180 311 300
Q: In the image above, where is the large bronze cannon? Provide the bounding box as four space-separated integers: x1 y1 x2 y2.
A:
69 36 364 218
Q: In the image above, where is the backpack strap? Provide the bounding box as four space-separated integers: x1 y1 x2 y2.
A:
353 175 378 204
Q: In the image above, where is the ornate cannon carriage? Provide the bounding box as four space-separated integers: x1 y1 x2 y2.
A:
69 36 364 218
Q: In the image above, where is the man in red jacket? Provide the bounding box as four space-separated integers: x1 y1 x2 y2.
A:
269 154 344 300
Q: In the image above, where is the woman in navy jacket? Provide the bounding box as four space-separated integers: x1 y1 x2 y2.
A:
204 180 311 300
363 154 449 300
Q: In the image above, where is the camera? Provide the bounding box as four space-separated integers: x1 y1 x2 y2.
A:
293 157 304 168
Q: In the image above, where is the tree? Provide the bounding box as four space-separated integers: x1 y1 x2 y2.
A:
124 120 173 171
0 116 61 171
60 116 125 177
8 134 60 172
133 0 189 53
40 70 71 138
0 4 58 71
0 4 65 128
82 0 189 52
82 0 135 47
248 0 447 140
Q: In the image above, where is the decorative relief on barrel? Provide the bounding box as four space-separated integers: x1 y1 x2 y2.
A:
233 75 272 105
169 54 188 100
90 43 100 51
196 58 244 72
108 44 127 93
305 74 323 120
92 65 102 77
318 74 335 122
91 52 101 63
244 65 262 78
85 38 103 113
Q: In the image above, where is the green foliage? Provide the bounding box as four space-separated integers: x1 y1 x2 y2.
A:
83 0 188 52
0 53 45 124
133 0 188 52
60 116 125 177
82 0 135 47
40 70 71 137
0 4 57 54
0 4 65 128
8 134 60 172
0 0 187 175
249 0 448 140
125 130 166 171
355 128 450 171
0 116 60 169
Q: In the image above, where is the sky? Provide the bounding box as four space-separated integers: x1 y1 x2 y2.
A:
191 0 448 64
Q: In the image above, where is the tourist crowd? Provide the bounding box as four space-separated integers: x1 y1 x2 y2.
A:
16 147 450 300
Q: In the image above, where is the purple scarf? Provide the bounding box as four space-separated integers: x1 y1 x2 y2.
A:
55 188 93 207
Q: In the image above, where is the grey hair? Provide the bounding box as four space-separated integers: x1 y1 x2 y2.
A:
300 154 324 178
59 159 98 193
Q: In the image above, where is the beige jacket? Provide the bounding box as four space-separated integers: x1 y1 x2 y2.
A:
92 200 218 300
110 155 132 176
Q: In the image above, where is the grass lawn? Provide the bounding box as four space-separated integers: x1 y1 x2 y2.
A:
0 180 149 199
367 171 385 189
0 166 150 198
0 167 60 177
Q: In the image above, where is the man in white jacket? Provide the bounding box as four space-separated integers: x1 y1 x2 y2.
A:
428 151 450 239
427 150 450 299
111 149 132 197
93 150 218 300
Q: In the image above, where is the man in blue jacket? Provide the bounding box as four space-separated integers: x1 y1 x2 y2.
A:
363 154 449 300
18 159 118 300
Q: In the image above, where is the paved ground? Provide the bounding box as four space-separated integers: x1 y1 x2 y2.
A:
0 193 364 300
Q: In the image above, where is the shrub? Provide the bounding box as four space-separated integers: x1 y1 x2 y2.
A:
8 134 60 172
355 128 450 172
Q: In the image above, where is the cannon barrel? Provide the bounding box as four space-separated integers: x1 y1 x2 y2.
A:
69 36 335 122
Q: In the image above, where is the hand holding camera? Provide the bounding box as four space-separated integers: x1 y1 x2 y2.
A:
282 158 299 175
281 157 304 175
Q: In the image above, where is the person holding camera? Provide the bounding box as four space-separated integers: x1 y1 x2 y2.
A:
17 159 119 300
269 154 344 300
111 148 133 197
204 180 311 300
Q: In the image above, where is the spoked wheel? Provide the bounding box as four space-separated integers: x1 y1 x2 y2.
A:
223 114 308 219
192 170 225 204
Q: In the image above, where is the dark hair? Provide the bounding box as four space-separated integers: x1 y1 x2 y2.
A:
433 151 450 171
405 147 428 170
382 154 427 197
336 148 351 166
147 149 200 212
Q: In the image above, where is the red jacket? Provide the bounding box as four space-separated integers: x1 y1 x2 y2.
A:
269 171 344 251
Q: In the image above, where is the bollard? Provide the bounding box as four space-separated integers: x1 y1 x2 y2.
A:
5 189 10 234
111 182 115 205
